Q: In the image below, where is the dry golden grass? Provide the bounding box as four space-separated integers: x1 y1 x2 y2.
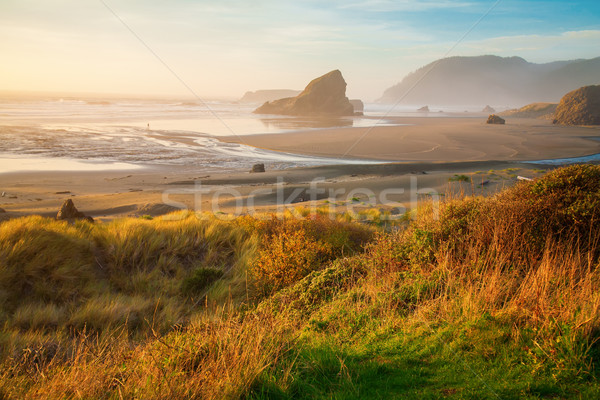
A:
1 307 295 399
1 165 599 398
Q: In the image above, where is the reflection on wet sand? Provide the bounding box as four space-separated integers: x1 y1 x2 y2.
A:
259 117 354 130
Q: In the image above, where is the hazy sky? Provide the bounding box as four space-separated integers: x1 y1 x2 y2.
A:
1 0 599 101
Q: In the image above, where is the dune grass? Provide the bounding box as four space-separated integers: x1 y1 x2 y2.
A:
0 213 254 334
1 165 599 398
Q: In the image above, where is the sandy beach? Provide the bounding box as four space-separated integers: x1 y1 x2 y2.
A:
222 117 600 162
0 159 547 220
3 116 598 220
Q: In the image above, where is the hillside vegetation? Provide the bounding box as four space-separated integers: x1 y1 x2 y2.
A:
501 102 558 119
379 55 600 105
553 85 600 126
1 165 600 399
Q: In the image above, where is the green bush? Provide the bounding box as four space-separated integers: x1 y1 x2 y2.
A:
449 174 470 182
400 164 600 266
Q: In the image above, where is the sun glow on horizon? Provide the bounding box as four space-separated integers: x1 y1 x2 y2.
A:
0 0 599 101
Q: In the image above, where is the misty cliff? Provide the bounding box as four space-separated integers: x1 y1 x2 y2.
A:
239 89 301 104
378 55 600 106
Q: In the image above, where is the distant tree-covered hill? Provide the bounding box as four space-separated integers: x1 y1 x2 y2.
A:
378 55 600 106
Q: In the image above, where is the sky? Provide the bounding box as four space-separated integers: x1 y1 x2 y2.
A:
0 0 599 101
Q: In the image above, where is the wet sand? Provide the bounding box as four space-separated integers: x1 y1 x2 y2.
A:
221 117 600 162
1 117 598 220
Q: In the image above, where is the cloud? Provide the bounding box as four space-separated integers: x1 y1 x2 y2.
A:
455 30 600 60
338 0 475 12
1 0 598 100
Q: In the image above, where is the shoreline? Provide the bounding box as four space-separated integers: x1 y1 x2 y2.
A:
220 117 600 162
2 117 600 221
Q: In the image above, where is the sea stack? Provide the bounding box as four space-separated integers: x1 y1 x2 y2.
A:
350 99 364 115
253 70 354 116
553 85 600 126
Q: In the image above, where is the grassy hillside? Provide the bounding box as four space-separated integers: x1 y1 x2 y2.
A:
501 102 558 119
1 165 600 399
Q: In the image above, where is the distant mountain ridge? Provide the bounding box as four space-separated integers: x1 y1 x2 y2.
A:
239 89 301 104
378 55 600 106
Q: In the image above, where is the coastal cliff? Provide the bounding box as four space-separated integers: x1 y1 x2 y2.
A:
553 85 600 125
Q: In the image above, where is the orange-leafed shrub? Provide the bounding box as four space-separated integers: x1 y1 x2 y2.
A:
250 215 373 295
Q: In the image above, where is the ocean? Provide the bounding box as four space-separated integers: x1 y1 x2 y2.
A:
0 96 404 173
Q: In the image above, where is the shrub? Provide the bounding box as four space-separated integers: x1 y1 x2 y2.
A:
485 164 600 255
250 215 373 295
258 256 368 317
528 164 600 228
449 174 470 182
252 227 330 294
399 165 600 267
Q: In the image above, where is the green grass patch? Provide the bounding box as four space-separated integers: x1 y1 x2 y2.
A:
449 174 470 182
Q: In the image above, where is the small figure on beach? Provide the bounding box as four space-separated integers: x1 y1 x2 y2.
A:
147 123 150 130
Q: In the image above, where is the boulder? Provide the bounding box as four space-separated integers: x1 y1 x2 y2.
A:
553 85 600 126
417 105 430 112
390 207 402 215
251 163 265 173
486 114 505 125
0 207 5 213
349 99 364 115
482 105 495 113
254 70 354 116
56 199 93 222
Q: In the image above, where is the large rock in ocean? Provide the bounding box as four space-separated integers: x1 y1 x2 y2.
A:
254 70 354 116
553 85 600 126
349 99 364 115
